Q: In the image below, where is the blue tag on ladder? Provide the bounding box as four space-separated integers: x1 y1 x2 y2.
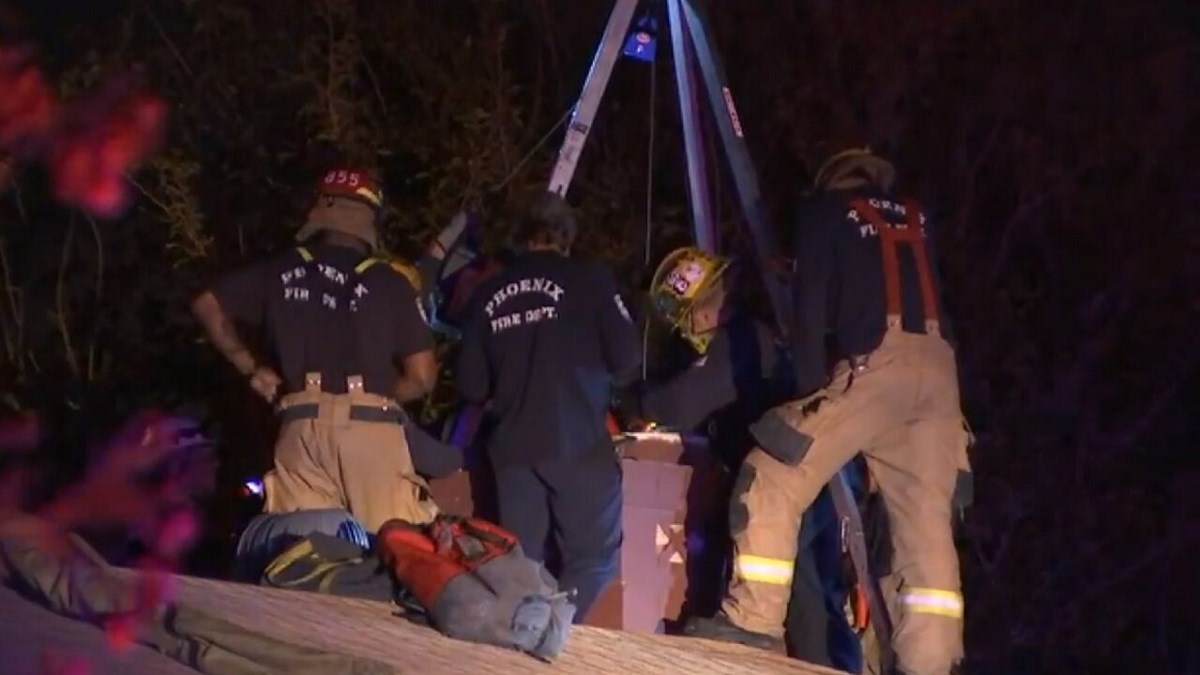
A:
622 16 658 63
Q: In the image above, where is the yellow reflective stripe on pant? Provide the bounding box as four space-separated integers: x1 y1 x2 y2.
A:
900 587 963 619
734 554 794 585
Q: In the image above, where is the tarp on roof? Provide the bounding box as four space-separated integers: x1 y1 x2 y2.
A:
0 521 847 675
0 520 393 674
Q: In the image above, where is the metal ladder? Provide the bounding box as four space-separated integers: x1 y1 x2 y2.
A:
544 2 895 670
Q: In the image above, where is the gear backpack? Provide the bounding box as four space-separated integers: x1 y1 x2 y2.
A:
377 514 575 661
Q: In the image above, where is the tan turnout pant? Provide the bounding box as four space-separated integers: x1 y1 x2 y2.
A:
263 374 439 533
724 326 970 675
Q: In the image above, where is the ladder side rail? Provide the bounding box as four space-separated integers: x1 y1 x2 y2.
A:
666 0 719 254
678 0 791 332
547 0 643 197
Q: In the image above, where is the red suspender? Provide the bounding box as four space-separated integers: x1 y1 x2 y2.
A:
849 198 940 334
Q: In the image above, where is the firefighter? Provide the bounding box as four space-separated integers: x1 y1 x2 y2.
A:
622 246 791 469
454 191 641 623
619 246 862 671
191 166 440 534
684 148 973 675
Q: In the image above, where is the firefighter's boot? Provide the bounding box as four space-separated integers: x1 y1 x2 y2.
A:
683 612 785 652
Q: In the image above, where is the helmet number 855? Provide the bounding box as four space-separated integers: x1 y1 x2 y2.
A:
326 170 360 187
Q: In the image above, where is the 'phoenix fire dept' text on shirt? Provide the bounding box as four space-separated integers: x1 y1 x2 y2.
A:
484 277 566 334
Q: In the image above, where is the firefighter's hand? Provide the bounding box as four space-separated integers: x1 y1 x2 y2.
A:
248 366 282 404
624 417 657 433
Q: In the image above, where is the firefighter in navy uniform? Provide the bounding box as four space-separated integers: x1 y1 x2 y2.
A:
619 246 864 672
455 192 641 624
685 148 973 675
624 247 791 470
191 167 441 534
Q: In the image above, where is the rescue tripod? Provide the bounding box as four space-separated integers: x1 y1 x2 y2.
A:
544 0 895 668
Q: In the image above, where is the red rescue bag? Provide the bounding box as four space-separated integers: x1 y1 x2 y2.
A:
378 515 516 610
377 514 575 661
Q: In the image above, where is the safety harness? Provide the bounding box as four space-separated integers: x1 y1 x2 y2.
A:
294 245 384 293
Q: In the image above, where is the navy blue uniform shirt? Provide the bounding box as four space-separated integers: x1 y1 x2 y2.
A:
790 188 956 396
639 313 793 468
455 250 641 468
211 243 434 397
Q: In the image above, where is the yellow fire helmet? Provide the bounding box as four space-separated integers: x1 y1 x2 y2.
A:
649 245 731 354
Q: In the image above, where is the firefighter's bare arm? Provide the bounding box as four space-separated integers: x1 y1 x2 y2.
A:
790 201 837 396
394 349 437 403
191 290 280 402
389 272 440 404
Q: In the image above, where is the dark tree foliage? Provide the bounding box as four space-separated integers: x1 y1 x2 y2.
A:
1 1 1196 673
